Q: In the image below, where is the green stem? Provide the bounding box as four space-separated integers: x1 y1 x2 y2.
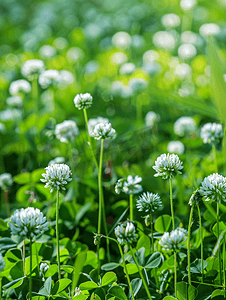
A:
35 243 40 276
136 96 142 122
130 194 133 221
217 201 222 284
23 240 26 276
197 204 204 283
32 77 39 115
101 196 110 262
83 108 99 172
223 236 226 295
212 143 218 173
150 215 154 253
0 278 2 300
102 235 135 300
169 179 175 230
187 204 194 285
29 238 32 300
129 245 152 300
174 251 177 297
4 189 10 217
56 190 61 280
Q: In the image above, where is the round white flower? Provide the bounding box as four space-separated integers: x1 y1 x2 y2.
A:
174 116 197 137
0 123 6 134
0 109 22 122
73 93 93 110
159 227 188 251
129 78 148 92
0 173 13 190
199 173 226 202
121 85 133 98
119 63 136 75
48 157 65 166
39 70 60 89
9 79 31 95
161 14 180 28
199 23 220 38
6 96 23 108
115 175 142 195
178 44 197 60
145 111 160 128
92 123 116 140
174 63 192 79
58 70 74 86
111 81 124 96
180 0 197 11
167 141 185 155
136 192 162 213
143 50 159 64
189 189 202 206
40 262 49 274
39 45 57 58
114 220 137 245
112 32 132 49
41 163 72 193
21 59 45 80
153 153 183 179
66 47 84 62
200 123 223 144
153 31 176 51
8 207 49 240
111 52 128 65
88 117 109 135
55 120 79 143
53 37 68 50
181 31 198 45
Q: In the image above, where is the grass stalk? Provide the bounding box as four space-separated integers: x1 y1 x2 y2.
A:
223 236 226 295
169 179 175 230
174 251 177 297
129 244 153 300
32 77 39 115
150 214 154 253
212 143 218 173
23 240 26 276
217 201 222 284
56 189 61 280
4 188 10 217
187 203 194 285
197 204 204 283
29 238 32 300
130 194 134 221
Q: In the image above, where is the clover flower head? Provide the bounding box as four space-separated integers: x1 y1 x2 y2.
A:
41 164 72 193
55 120 79 143
174 116 196 137
92 123 116 140
114 220 137 245
39 69 60 89
153 153 183 179
180 0 197 11
161 13 180 28
39 45 57 58
159 227 188 251
167 141 185 155
9 79 31 95
6 96 23 108
189 189 202 206
21 59 45 80
58 70 74 86
0 123 6 134
0 109 22 122
115 178 127 194
0 173 13 190
145 111 160 128
111 52 128 65
200 122 223 144
178 44 197 60
0 253 5 272
112 32 132 49
88 117 109 135
199 173 226 202
8 207 49 240
199 23 220 38
40 262 49 274
123 175 143 195
67 47 84 62
48 157 65 166
129 78 148 92
143 50 159 64
73 93 93 110
119 63 136 75
174 63 192 79
136 192 162 213
153 31 176 50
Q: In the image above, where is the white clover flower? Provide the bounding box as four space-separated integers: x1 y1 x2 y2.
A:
9 79 31 95
8 207 49 240
180 0 197 11
153 31 176 51
136 192 162 213
189 189 202 206
111 81 124 96
112 32 132 49
41 164 72 193
131 35 145 49
200 123 223 144
114 220 137 245
167 141 185 155
53 37 68 50
143 50 159 64
178 82 195 98
21 59 45 80
195 75 209 87
174 63 192 79
66 47 84 62
115 178 127 194
39 45 57 58
143 62 161 75
119 63 136 75
0 173 13 190
161 14 180 28
153 153 183 179
55 120 79 143
121 85 133 98
199 173 226 202
174 116 197 137
58 70 74 86
84 61 99 74
92 123 116 140
88 117 109 135
145 111 160 128
159 227 188 251
0 123 6 134
0 109 22 122
123 175 143 195
40 262 49 274
199 23 220 38
178 44 197 60
129 78 148 92
0 252 5 272
169 57 180 69
73 93 93 110
38 70 60 89
74 287 82 296
48 157 65 166
6 96 23 108
181 31 198 45
111 52 128 65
